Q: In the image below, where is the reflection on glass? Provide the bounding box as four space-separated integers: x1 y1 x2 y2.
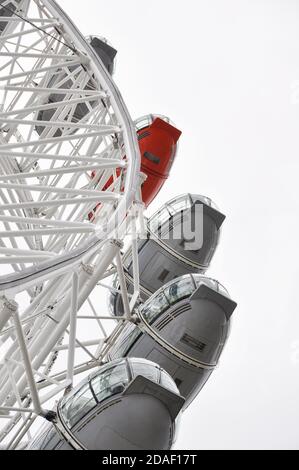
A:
140 274 230 326
59 357 183 432
148 194 192 236
148 206 172 235
114 325 141 357
60 363 129 429
135 114 173 132
142 290 169 323
160 370 180 394
193 274 229 297
131 359 159 383
148 194 220 238
168 194 192 214
61 383 96 428
28 424 58 450
164 276 194 305
91 363 128 404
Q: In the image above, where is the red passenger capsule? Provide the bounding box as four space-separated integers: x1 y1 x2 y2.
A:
137 116 182 207
89 116 181 220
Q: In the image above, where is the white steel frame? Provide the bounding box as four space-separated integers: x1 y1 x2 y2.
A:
0 0 145 449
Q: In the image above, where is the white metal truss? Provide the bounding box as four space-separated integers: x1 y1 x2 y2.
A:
0 0 145 449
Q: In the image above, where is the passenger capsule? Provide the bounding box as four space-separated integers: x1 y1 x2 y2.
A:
88 116 182 221
0 1 21 33
137 115 182 207
35 36 117 136
28 358 184 450
108 275 237 409
109 194 225 316
87 36 117 76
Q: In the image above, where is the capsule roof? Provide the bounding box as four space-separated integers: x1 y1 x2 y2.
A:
0 1 21 32
148 193 225 234
135 114 176 132
145 193 226 270
87 36 117 75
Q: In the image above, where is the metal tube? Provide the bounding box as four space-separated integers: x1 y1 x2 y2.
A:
0 241 119 407
115 250 132 320
12 309 43 416
67 272 79 385
0 297 16 333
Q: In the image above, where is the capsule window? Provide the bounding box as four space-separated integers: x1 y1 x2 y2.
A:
91 363 129 404
28 424 58 450
164 277 194 305
143 151 160 165
167 195 191 214
61 383 96 429
148 206 173 235
138 131 150 141
141 290 169 324
160 371 180 394
114 325 141 357
131 361 159 383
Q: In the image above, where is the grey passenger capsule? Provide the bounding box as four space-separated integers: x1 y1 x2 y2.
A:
35 36 117 136
109 194 225 316
0 0 21 33
108 274 237 408
27 358 184 450
88 36 117 76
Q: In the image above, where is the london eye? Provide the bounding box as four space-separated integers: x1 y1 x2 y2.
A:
0 0 237 450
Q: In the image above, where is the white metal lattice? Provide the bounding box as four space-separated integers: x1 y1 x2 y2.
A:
0 0 144 449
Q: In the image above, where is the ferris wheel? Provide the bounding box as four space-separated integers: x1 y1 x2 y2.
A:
0 0 237 451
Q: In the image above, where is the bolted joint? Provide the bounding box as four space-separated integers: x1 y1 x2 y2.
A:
1 296 18 313
130 311 140 324
80 263 94 276
42 409 57 423
109 239 123 250
139 171 148 184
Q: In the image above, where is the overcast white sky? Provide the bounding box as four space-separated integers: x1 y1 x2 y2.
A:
58 0 299 450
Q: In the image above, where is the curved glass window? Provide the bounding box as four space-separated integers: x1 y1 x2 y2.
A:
91 362 128 404
85 35 109 45
138 274 230 333
107 289 117 317
60 362 129 429
130 359 159 383
167 194 192 215
112 324 141 357
61 382 96 429
215 281 229 297
163 276 194 305
148 205 173 235
28 423 58 450
196 195 219 211
141 290 169 323
135 114 173 132
192 274 229 297
140 275 195 325
135 115 155 131
160 370 180 394
148 194 221 239
148 195 193 237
